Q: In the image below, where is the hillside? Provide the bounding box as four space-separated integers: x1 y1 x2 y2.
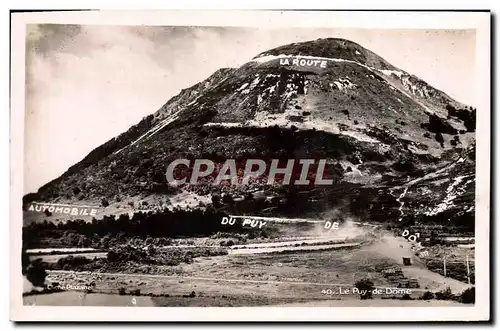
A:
23 38 476 229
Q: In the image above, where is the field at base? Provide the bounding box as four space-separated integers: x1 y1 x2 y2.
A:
24 227 474 307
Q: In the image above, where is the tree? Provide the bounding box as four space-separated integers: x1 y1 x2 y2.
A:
354 278 375 300
211 194 222 208
222 194 234 204
420 291 435 300
435 287 455 300
459 287 475 304
435 132 444 146
25 259 47 288
21 249 30 274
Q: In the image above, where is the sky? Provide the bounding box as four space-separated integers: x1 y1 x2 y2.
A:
24 25 476 193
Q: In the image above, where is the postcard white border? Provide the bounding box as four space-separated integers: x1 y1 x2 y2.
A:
10 10 491 322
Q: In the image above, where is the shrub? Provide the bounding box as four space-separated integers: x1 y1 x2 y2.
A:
22 250 30 273
101 198 110 207
446 104 456 112
118 287 127 295
189 291 196 298
222 194 234 204
211 194 222 207
435 132 444 144
435 287 455 300
354 278 375 300
458 287 475 304
57 255 92 269
420 291 435 300
25 259 47 287
130 289 141 296
400 294 412 300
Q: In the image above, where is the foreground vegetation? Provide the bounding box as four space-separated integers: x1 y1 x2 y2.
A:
23 207 278 249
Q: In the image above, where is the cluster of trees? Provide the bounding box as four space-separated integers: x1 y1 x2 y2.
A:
418 105 476 148
22 207 276 249
421 287 475 304
446 104 476 133
22 250 47 288
426 114 458 135
106 245 227 266
42 245 229 273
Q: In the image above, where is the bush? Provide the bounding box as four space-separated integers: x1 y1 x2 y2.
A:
57 255 92 270
435 287 455 300
118 287 127 295
211 194 222 207
354 278 375 300
420 291 435 300
101 198 110 207
22 250 30 273
222 194 234 204
458 287 475 304
400 294 412 300
435 132 444 144
130 289 141 296
25 259 47 287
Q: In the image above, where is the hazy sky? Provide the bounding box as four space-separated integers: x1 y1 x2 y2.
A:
24 25 476 193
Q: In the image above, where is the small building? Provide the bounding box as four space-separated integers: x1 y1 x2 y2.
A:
402 257 412 266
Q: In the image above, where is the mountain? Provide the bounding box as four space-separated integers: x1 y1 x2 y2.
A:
23 38 476 229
